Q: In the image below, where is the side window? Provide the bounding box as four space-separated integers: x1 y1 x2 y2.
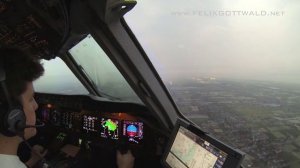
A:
34 57 89 95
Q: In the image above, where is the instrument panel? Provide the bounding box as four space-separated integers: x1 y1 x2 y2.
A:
34 94 166 168
83 115 144 144
37 103 144 145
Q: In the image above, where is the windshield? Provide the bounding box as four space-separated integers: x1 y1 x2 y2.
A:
125 0 300 167
34 58 89 95
68 34 142 104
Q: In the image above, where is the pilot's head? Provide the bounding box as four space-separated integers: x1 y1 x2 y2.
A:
0 47 44 140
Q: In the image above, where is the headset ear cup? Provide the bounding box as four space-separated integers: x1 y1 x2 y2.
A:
5 107 26 136
0 103 16 137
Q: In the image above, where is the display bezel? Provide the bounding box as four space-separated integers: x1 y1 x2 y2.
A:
99 117 120 140
122 120 144 144
161 118 245 168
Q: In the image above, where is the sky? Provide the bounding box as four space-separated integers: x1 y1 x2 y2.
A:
125 0 300 84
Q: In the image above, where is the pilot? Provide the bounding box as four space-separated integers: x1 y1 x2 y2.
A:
0 47 135 168
0 47 46 168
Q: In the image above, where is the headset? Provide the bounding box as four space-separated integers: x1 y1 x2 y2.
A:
0 62 45 137
0 63 27 137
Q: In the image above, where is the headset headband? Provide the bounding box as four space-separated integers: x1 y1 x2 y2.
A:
0 63 12 108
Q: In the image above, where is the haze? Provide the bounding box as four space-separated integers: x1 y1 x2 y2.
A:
125 0 300 84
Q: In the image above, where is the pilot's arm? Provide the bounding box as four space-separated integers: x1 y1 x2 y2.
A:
25 145 47 168
116 150 135 168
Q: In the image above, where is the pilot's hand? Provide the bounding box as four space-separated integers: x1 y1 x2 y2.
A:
25 145 48 168
61 144 80 157
116 150 135 168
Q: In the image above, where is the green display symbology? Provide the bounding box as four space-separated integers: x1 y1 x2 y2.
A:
105 120 117 131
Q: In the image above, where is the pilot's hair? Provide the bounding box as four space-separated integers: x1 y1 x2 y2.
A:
0 47 44 101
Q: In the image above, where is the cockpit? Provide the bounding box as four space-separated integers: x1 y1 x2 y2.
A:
5 0 297 168
1 0 177 167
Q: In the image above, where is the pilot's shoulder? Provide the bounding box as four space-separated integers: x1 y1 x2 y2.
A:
0 154 27 168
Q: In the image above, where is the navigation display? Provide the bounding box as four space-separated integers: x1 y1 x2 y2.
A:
166 127 227 168
100 118 119 140
162 119 245 168
123 121 143 144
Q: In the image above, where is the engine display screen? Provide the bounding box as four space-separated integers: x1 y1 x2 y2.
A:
83 115 98 132
123 121 143 144
100 118 119 140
